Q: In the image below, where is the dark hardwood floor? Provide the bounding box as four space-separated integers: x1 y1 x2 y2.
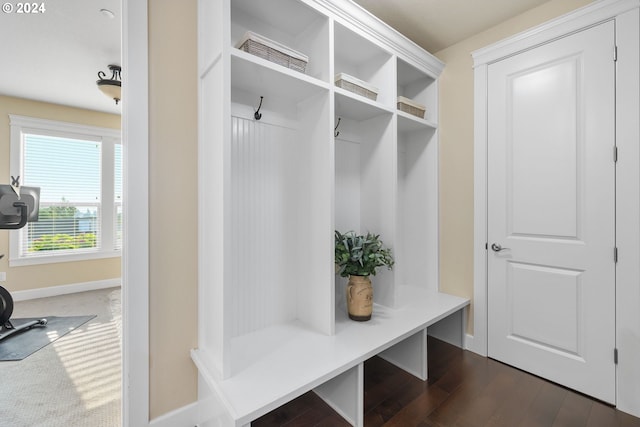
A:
253 337 640 427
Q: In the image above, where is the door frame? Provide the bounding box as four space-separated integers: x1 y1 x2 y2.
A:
471 0 640 416
122 0 150 425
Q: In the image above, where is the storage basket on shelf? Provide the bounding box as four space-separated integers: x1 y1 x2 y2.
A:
397 96 426 119
236 31 309 73
335 73 378 101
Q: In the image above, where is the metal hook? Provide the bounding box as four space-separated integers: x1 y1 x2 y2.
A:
254 96 264 120
334 117 341 138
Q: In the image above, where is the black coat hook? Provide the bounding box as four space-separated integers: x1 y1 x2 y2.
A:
254 96 264 120
334 117 341 138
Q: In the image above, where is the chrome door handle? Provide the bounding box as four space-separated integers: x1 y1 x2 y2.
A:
491 243 509 252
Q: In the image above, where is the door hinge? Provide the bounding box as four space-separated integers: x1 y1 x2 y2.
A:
614 247 618 263
614 348 619 364
614 46 618 62
614 146 618 163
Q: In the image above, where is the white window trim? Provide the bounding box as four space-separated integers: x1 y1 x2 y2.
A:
9 114 122 267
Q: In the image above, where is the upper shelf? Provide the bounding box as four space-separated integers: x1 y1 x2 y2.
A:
335 87 394 122
231 49 329 104
397 58 437 124
397 110 437 132
334 22 394 107
231 0 330 82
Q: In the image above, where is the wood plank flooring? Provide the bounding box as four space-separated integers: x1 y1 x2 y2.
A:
253 337 640 427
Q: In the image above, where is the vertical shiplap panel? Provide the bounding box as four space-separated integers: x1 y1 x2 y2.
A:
230 115 296 338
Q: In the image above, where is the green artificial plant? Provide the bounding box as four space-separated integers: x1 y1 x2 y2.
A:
334 230 394 277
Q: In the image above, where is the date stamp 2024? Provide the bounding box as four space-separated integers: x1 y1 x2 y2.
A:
2 2 46 14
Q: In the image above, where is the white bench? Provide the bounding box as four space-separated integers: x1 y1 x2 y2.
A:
192 287 469 426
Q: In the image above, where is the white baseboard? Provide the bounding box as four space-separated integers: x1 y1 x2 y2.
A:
149 401 201 427
464 333 488 357
10 278 121 301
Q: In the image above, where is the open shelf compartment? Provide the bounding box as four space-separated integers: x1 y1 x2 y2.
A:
334 21 394 107
395 125 438 293
397 58 437 124
231 0 330 81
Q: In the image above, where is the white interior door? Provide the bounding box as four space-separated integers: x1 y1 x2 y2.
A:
487 21 616 403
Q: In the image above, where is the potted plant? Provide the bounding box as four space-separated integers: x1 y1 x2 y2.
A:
335 230 394 321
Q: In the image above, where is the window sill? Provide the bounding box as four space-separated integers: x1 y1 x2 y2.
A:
9 250 121 267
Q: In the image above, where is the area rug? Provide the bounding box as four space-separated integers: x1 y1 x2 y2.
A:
0 315 96 361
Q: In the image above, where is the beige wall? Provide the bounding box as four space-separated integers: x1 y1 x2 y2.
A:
436 0 593 334
148 0 199 419
0 95 121 293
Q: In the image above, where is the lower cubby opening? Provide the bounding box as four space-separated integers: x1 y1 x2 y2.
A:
252 337 463 426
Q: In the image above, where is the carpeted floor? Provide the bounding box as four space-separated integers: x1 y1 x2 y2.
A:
0 287 122 427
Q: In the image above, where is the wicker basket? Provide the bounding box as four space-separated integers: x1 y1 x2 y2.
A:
236 31 308 73
335 73 378 101
397 96 426 119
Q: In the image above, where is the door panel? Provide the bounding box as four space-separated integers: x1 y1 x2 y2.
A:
488 21 616 403
509 57 579 238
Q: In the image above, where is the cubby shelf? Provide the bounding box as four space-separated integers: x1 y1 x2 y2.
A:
335 88 394 121
398 110 438 131
231 50 330 103
196 0 466 425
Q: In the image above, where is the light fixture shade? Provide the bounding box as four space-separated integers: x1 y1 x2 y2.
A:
97 65 122 104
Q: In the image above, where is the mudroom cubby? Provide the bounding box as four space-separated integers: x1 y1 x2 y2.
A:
230 0 330 82
397 57 437 124
195 1 469 425
334 21 394 106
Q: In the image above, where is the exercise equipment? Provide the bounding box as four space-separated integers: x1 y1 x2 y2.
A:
0 182 46 342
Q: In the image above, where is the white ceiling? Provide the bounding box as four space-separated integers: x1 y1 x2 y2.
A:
0 0 121 115
353 0 551 53
0 0 552 115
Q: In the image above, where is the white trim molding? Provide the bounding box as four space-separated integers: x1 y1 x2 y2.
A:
122 0 150 425
472 0 640 417
149 402 202 427
10 278 121 302
472 0 640 67
613 6 640 418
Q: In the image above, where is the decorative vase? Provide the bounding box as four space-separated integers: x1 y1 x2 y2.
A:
346 275 373 321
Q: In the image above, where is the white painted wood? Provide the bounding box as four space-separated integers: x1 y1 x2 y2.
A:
487 22 616 403
396 126 438 292
471 62 489 357
334 22 394 107
314 364 363 427
122 0 149 425
397 58 437 124
615 8 640 419
428 307 465 348
298 92 335 336
148 402 201 427
198 2 230 377
196 372 236 427
193 290 468 426
379 328 428 380
316 0 444 78
11 279 121 302
231 0 330 82
196 0 454 423
334 135 362 233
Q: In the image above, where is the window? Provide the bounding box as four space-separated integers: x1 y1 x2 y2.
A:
9 115 122 265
